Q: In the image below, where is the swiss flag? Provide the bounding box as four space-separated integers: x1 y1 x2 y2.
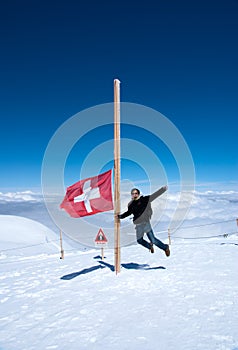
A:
60 170 113 218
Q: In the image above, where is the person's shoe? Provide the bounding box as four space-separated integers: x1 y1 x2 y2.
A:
149 243 154 253
165 245 170 257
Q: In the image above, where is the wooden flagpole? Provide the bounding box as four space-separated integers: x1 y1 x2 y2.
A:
114 79 121 274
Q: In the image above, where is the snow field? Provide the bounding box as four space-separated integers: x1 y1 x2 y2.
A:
0 236 238 350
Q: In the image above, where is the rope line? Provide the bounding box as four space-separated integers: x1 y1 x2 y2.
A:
0 239 59 252
171 231 238 240
170 219 235 231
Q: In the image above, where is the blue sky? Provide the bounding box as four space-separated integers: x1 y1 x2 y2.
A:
0 0 237 189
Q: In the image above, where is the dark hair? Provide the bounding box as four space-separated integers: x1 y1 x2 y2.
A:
131 188 140 195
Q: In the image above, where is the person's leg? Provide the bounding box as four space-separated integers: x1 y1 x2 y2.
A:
136 224 152 251
147 229 168 251
137 237 152 250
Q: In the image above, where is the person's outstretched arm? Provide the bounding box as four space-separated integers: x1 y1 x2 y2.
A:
118 202 133 219
149 185 168 202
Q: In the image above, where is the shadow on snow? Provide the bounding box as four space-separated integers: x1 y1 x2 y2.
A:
60 265 105 280
60 261 166 280
122 262 166 270
99 260 166 271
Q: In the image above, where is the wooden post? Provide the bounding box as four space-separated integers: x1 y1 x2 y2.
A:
101 247 104 261
60 230 64 259
114 79 121 274
168 228 171 245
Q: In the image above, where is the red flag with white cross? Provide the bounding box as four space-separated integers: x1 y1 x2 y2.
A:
60 170 113 218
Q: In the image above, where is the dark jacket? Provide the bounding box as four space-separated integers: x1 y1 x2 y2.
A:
119 186 167 224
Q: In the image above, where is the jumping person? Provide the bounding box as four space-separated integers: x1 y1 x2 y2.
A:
118 186 170 257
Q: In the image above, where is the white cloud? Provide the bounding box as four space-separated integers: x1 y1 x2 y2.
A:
147 187 238 239
0 190 42 202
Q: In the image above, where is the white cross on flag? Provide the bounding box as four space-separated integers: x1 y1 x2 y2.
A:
60 170 113 218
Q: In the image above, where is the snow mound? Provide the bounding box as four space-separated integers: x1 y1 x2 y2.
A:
0 215 61 256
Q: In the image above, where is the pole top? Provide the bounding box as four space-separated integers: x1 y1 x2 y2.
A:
114 79 121 84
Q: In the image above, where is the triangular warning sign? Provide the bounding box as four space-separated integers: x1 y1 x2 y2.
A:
95 228 108 243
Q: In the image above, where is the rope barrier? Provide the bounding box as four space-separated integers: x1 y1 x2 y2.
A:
168 218 237 240
170 219 235 231
0 239 59 253
171 231 238 240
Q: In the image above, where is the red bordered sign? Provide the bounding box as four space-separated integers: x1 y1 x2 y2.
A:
95 228 108 247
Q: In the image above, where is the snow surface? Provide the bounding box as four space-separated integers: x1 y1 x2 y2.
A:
0 214 238 350
0 215 72 255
